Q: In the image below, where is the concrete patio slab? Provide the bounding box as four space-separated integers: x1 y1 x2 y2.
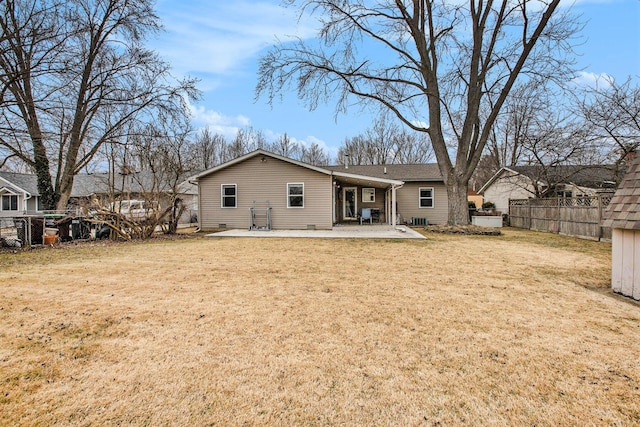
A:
205 225 426 239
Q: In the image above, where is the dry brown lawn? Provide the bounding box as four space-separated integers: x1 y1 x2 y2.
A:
1 228 638 426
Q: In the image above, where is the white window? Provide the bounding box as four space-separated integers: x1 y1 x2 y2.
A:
362 188 375 203
1 194 18 211
221 184 237 208
287 183 304 208
419 187 434 208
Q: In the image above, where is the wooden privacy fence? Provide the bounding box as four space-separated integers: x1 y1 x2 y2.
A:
509 195 613 241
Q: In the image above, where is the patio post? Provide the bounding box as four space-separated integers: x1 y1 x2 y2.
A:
392 185 397 227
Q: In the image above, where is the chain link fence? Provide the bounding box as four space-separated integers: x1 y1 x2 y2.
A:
0 217 30 249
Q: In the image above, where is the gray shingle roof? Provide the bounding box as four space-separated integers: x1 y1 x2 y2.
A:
602 156 640 230
512 165 618 189
0 171 191 197
0 172 39 195
327 163 443 181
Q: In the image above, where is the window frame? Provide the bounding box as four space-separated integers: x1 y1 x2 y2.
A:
287 183 304 208
1 194 18 211
419 187 434 209
362 187 375 203
220 184 237 208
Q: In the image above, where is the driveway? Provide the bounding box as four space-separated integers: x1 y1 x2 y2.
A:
206 225 426 239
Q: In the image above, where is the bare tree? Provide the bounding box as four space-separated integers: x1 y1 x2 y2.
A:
226 126 268 159
300 142 330 165
337 135 370 165
269 132 300 158
579 76 640 183
337 115 433 165
0 0 198 210
258 0 579 224
131 125 195 235
393 129 433 164
191 127 228 170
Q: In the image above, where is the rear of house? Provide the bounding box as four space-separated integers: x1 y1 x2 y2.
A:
196 152 334 230
195 151 448 230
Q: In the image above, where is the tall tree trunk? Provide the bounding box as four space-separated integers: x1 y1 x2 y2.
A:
445 171 471 226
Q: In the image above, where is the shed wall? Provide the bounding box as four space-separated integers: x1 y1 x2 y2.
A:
198 156 333 230
611 228 640 300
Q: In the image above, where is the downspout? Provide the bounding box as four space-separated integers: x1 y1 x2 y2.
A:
190 178 201 232
23 192 32 215
332 176 336 225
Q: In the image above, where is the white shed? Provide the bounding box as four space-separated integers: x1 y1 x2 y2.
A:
602 155 640 300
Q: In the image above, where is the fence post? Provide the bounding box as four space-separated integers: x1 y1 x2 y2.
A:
557 197 561 234
597 195 603 241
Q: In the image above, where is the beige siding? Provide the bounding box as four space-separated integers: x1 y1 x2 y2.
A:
198 156 333 230
612 228 640 300
396 182 448 225
483 175 534 213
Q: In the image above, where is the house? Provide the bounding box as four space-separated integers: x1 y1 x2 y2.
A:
0 170 197 222
193 149 447 230
601 155 640 300
479 165 618 214
0 172 41 218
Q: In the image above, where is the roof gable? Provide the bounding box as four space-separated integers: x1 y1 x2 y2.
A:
0 172 37 196
478 167 531 194
192 150 333 181
602 156 640 230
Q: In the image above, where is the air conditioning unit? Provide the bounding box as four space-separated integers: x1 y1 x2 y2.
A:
411 217 428 226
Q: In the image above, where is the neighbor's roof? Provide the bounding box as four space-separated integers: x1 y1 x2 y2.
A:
602 155 640 230
512 165 618 188
0 171 193 197
479 164 618 194
0 171 39 195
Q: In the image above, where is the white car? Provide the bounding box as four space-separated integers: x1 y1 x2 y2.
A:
111 200 159 220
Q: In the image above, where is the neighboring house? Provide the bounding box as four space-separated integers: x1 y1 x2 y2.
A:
479 165 618 213
602 155 640 300
0 172 41 218
193 149 447 230
0 170 196 221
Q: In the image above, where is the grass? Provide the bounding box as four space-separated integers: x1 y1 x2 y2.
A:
0 228 638 426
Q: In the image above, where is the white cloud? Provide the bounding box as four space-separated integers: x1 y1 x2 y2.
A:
571 71 615 89
188 101 251 139
153 0 317 79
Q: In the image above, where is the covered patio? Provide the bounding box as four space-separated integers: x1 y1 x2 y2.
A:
331 170 403 227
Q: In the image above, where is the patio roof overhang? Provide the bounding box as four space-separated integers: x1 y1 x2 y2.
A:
331 171 404 188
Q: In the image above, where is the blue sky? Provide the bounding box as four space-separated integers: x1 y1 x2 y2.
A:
151 0 640 158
